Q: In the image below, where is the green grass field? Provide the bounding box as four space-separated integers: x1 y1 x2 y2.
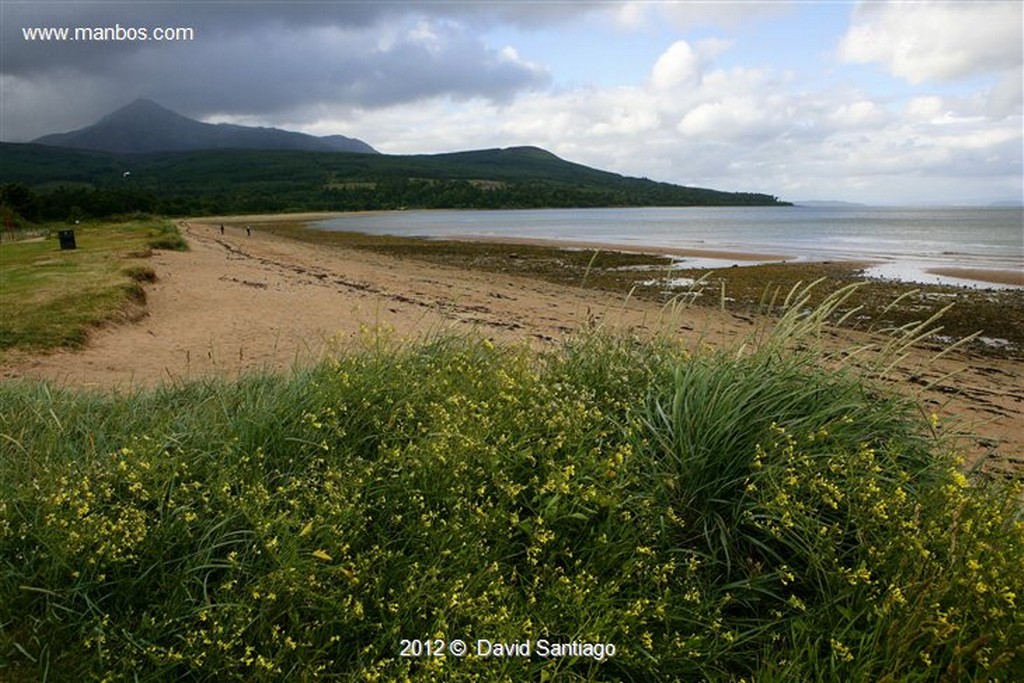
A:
0 218 186 356
2 287 1021 681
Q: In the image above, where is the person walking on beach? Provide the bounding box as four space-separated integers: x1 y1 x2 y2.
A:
246 226 251 236
220 224 224 235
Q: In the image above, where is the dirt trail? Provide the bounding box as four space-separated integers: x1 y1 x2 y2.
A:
3 220 1021 475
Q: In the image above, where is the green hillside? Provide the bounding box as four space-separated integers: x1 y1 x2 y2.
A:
1 143 788 219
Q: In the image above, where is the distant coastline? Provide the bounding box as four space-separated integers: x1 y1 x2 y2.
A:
792 200 869 208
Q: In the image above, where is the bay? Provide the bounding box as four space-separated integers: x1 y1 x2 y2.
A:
313 206 1024 288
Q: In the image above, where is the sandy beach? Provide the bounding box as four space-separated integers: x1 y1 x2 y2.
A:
3 219 1021 475
2 220 753 386
927 267 1024 288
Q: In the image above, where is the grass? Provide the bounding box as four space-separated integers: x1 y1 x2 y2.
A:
1 286 1021 681
0 218 186 356
254 220 1024 360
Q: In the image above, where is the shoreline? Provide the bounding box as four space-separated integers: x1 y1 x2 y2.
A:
457 237 1024 289
199 210 1022 289
926 266 1024 288
438 234 793 263
2 218 1022 476
242 216 1024 364
431 233 1023 289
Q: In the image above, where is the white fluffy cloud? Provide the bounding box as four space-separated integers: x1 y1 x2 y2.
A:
838 1 1022 83
904 96 946 123
828 100 889 129
677 95 784 139
651 41 701 90
332 24 1019 205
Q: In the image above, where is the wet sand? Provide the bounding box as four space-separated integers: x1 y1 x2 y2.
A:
442 234 792 263
927 267 1024 287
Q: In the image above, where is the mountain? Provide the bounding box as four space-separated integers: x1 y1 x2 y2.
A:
32 99 378 155
0 141 790 217
4 104 789 217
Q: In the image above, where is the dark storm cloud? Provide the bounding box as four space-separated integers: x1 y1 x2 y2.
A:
1 1 584 140
3 1 395 73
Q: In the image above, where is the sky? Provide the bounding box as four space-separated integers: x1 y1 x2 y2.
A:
1 1 1021 205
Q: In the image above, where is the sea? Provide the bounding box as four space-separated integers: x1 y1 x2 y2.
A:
312 206 1024 289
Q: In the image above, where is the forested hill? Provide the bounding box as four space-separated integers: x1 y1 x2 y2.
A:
0 142 789 220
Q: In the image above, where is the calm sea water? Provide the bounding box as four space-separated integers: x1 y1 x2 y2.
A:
313 206 1024 288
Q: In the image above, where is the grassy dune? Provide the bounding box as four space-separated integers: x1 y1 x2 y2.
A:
2 287 1021 681
0 218 186 356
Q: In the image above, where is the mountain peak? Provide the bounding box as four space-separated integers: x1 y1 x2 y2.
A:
33 100 378 155
120 97 170 111
109 98 178 115
94 99 190 126
500 146 563 161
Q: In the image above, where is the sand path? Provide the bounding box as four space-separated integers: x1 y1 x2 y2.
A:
3 220 1021 475
2 222 746 387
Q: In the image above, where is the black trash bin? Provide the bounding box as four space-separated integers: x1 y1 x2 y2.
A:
58 229 76 250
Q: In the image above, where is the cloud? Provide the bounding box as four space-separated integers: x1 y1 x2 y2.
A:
987 66 1024 119
291 23 1018 204
3 2 392 74
838 1 1022 83
904 96 946 123
1 71 126 139
828 100 889 129
678 96 776 139
343 44 1019 204
648 38 733 93
650 41 702 90
624 1 793 31
1 2 556 140
611 2 649 31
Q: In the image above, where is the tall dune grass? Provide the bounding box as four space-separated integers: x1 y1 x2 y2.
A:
1 288 1021 681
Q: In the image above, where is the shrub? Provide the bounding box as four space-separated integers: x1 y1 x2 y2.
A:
1 291 1021 681
147 221 188 251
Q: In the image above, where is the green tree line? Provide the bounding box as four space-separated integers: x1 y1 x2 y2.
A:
2 178 784 224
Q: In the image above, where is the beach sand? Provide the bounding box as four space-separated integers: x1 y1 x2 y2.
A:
927 267 1024 287
3 219 1021 476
